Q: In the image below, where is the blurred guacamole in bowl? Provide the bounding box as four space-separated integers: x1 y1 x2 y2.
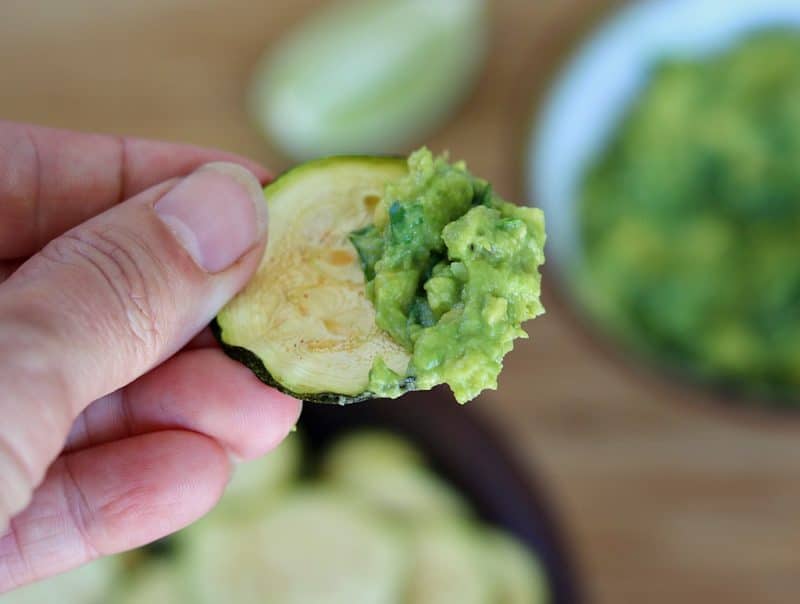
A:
577 31 800 404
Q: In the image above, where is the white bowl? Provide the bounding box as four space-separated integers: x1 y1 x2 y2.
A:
528 0 800 283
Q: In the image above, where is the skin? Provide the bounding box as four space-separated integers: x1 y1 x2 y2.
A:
0 121 302 592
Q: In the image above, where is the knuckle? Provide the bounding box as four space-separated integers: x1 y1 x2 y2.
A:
38 226 173 356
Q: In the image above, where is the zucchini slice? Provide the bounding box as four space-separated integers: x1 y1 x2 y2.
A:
182 488 407 604
214 158 411 404
322 431 425 472
323 432 471 523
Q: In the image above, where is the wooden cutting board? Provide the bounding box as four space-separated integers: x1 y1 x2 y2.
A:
2 1 799 601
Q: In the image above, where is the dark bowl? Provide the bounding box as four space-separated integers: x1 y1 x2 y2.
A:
299 388 583 604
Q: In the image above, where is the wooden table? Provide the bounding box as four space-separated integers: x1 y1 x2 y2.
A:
2 1 799 602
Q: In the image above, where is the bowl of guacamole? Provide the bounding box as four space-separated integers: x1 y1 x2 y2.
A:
529 0 800 406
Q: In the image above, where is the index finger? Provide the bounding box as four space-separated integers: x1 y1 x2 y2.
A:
0 121 270 258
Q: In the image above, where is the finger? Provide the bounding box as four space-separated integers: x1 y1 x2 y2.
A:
0 121 271 258
0 162 268 525
64 348 302 460
0 431 229 592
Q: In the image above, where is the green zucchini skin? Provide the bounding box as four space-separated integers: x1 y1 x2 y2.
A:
211 319 415 405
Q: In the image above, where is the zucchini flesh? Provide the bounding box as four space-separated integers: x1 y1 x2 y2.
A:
112 562 186 604
0 557 119 604
215 433 301 515
483 530 550 604
92 430 551 604
215 158 411 403
322 431 425 471
183 489 407 604
324 432 471 523
328 462 471 525
404 524 492 604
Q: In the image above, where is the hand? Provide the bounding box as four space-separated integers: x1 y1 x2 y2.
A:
0 122 301 592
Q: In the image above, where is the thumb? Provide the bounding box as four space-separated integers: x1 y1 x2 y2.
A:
0 162 268 523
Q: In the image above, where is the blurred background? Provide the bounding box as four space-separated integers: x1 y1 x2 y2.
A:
3 0 800 602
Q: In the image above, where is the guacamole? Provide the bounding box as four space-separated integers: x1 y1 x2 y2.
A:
352 149 546 403
578 32 800 401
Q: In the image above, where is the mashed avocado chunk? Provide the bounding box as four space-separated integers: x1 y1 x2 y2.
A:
351 149 546 403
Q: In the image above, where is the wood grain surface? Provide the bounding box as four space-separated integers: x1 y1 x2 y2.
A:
2 1 799 602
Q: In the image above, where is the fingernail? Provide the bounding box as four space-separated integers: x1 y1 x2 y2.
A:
155 162 268 273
